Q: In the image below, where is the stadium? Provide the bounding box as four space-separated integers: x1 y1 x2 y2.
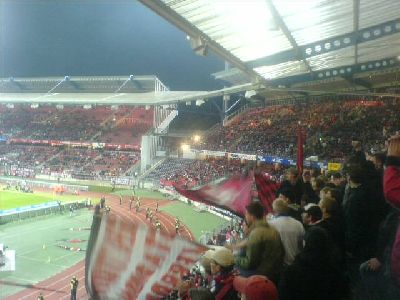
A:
1 0 400 299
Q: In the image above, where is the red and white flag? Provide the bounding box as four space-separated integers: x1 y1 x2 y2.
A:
86 214 206 300
254 172 281 214
175 172 253 216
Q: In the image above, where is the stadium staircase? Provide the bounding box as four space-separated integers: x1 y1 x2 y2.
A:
139 157 166 180
155 110 178 134
125 159 141 176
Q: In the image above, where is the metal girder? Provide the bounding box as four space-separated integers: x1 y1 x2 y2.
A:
270 57 400 86
246 18 400 69
353 0 360 65
342 75 372 89
137 0 264 83
265 0 312 73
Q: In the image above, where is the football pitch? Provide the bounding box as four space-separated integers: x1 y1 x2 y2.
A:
0 189 87 210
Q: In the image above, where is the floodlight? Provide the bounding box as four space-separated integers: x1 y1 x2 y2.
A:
181 144 190 151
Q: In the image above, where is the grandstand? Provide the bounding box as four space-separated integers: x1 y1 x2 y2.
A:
1 1 400 299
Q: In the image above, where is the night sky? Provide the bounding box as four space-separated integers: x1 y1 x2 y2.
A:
0 0 225 90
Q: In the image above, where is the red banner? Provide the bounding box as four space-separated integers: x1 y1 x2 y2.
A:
254 172 281 214
86 214 206 300
175 173 253 216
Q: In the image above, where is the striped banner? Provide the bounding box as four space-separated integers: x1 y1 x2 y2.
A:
86 213 206 299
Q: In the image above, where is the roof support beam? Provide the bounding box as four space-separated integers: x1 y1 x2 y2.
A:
137 0 264 83
246 18 400 69
342 75 372 89
265 0 312 73
270 57 400 86
353 0 360 64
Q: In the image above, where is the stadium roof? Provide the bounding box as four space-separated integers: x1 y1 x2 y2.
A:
0 75 257 105
139 0 400 95
0 76 168 93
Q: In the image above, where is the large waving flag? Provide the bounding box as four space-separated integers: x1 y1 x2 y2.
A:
175 172 253 216
85 212 206 300
254 172 281 214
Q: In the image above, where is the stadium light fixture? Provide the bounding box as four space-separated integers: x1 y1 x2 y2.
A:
193 135 201 143
31 103 39 109
6 104 14 109
181 144 190 151
196 99 205 106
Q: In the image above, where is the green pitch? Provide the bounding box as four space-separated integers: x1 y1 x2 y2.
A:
160 201 229 239
0 189 86 210
0 209 93 298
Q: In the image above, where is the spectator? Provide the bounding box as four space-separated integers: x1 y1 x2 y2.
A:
301 204 322 228
268 199 305 266
233 275 278 300
383 136 400 288
278 226 348 300
235 201 284 282
183 247 237 300
317 196 346 266
278 189 302 222
358 209 399 299
276 168 303 204
342 164 374 286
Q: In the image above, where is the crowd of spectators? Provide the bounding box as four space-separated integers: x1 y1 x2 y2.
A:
199 99 400 161
0 144 139 180
145 158 243 188
0 105 150 180
0 105 153 144
164 136 400 300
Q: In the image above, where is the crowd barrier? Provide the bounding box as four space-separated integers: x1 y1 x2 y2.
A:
0 200 89 225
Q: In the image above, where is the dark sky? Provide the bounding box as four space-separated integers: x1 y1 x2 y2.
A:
0 0 225 90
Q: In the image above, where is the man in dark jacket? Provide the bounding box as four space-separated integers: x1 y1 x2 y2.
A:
342 165 374 286
235 201 284 282
276 168 303 205
279 227 348 300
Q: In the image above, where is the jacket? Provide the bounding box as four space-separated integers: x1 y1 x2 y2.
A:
235 220 284 280
384 156 400 286
342 184 373 259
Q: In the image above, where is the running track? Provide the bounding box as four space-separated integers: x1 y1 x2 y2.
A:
5 192 194 300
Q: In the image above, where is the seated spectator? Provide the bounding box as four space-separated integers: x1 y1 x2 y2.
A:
181 247 237 300
268 199 305 266
235 202 284 282
278 226 348 300
301 204 322 229
233 275 278 300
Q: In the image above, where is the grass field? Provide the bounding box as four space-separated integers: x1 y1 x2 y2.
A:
0 209 93 297
0 189 87 210
160 201 229 239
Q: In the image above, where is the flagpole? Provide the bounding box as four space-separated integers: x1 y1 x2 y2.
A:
297 123 305 175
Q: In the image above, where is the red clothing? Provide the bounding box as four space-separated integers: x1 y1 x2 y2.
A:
383 159 400 286
384 165 400 209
